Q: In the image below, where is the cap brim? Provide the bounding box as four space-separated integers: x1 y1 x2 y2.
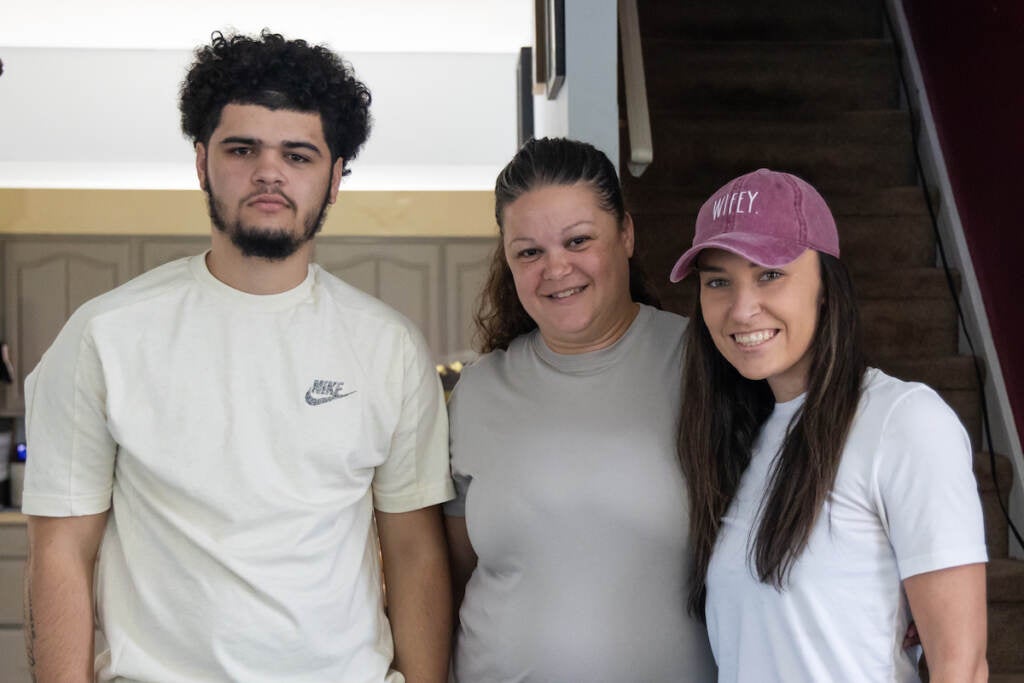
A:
669 232 812 283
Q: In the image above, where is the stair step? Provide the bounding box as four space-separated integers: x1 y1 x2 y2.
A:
642 40 899 112
877 356 980 392
825 188 930 216
989 596 1024 672
637 0 885 41
841 212 938 269
860 298 958 358
634 111 916 192
852 268 959 300
989 557 1024 602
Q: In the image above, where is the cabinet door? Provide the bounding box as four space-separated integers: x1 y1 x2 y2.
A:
3 240 132 410
0 559 23 626
444 241 497 358
139 237 210 273
314 240 443 356
0 627 32 683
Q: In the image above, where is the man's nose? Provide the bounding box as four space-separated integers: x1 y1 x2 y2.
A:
252 151 285 186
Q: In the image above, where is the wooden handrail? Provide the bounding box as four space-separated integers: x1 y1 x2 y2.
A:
618 0 652 177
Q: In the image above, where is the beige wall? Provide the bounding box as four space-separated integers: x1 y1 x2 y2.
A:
0 189 497 238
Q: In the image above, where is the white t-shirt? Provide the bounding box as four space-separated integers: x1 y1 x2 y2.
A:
23 253 454 683
706 368 987 683
446 306 717 682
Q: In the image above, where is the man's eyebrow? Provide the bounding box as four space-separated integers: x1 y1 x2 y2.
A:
219 136 259 146
217 137 324 157
282 140 324 156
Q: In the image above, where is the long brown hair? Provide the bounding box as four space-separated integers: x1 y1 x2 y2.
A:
475 137 660 353
678 252 867 617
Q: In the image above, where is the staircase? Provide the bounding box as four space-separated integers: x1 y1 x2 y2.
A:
621 0 1024 679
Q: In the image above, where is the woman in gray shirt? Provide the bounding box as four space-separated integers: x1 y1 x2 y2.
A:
444 138 715 682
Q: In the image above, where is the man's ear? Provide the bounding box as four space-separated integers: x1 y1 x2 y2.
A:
328 157 344 204
195 142 208 191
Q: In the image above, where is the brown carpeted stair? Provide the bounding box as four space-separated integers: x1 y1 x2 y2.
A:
621 0 1024 676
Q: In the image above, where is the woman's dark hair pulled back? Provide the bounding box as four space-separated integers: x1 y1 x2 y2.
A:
475 137 659 352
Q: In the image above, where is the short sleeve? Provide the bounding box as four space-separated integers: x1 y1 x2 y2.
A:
22 320 117 516
441 379 471 517
371 327 454 513
443 472 471 518
874 386 988 579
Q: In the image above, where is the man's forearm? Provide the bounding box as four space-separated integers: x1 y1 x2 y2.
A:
387 550 452 682
25 514 107 683
24 549 97 683
378 507 452 683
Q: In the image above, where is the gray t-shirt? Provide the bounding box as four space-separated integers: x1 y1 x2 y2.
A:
446 305 716 682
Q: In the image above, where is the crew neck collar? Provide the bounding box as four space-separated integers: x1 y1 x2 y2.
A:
530 304 653 375
772 391 807 418
188 251 316 311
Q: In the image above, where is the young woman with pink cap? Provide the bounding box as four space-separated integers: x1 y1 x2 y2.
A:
672 169 988 682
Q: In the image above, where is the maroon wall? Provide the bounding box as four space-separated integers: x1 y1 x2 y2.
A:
901 0 1024 448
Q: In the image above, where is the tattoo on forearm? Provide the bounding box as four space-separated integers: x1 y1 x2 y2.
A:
23 568 37 680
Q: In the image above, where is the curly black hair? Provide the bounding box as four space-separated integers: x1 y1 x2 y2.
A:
179 30 372 174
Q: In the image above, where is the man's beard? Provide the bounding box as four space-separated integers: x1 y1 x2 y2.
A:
205 184 331 261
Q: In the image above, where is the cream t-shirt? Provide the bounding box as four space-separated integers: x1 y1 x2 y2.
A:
24 254 453 682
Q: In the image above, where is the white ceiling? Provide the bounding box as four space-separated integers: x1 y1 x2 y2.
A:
0 1 534 190
0 0 533 52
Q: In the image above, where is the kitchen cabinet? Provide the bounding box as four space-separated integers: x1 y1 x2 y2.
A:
315 240 444 356
0 512 30 683
2 238 133 411
0 235 496 413
445 241 496 356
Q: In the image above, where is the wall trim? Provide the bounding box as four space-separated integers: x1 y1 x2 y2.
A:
0 189 497 238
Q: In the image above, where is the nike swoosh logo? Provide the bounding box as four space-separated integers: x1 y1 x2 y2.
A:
305 389 356 406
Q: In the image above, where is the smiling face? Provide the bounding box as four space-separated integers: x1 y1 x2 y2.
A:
502 183 638 354
697 248 822 401
195 103 343 261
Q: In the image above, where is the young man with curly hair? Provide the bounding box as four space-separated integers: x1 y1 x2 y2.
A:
21 31 454 683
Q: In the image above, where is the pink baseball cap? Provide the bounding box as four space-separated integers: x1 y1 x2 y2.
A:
669 168 839 282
